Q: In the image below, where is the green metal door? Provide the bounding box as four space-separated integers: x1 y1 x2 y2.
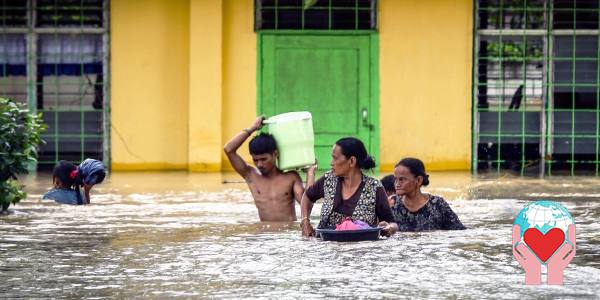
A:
259 33 378 170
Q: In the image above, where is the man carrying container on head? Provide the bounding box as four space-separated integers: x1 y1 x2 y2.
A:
224 116 317 222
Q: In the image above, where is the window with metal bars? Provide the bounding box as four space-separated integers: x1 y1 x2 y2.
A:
255 0 377 31
474 0 600 176
0 0 108 170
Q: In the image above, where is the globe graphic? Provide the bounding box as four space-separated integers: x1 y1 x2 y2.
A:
514 200 574 241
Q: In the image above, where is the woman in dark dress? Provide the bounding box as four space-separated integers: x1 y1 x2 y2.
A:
392 158 465 231
300 137 398 237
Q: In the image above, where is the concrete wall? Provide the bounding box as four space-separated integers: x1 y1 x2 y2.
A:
110 0 473 172
188 0 224 171
379 0 473 171
111 0 190 170
221 0 257 171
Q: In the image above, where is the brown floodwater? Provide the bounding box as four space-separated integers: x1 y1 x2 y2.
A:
1 171 599 298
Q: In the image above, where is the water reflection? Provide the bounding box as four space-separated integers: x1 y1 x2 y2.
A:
0 172 599 298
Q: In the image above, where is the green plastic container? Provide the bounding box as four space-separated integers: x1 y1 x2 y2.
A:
264 112 315 170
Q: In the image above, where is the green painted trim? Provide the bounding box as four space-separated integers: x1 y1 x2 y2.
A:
545 1 554 176
256 33 262 117
470 0 478 174
257 30 376 35
26 29 37 172
257 33 275 126
370 33 380 171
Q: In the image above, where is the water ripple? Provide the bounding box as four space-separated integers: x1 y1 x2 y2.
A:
1 172 599 298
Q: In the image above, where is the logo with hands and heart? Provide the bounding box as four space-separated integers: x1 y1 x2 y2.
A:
513 200 576 285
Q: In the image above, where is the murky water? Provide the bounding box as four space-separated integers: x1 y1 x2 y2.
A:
1 172 599 299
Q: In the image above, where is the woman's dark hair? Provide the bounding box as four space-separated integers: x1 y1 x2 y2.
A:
52 160 83 204
395 157 430 186
335 137 376 170
249 133 277 155
53 160 77 187
380 174 395 193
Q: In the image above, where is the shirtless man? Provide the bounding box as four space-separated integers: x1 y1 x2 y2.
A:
224 116 317 221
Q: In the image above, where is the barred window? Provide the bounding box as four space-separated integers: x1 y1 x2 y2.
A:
474 0 600 175
255 0 377 31
0 0 109 169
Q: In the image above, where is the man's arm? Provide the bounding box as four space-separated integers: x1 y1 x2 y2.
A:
292 162 317 204
291 172 304 205
83 184 92 204
223 116 264 179
300 192 315 236
304 162 317 188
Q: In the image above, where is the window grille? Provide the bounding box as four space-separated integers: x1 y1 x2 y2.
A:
0 0 109 170
255 0 377 31
474 0 600 175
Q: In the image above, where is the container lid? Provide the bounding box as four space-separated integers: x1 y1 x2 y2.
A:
264 111 312 124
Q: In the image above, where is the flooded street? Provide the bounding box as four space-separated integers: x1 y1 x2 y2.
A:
1 172 599 298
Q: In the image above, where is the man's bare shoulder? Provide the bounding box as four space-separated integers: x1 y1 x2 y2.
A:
282 170 302 180
244 167 262 183
245 169 298 183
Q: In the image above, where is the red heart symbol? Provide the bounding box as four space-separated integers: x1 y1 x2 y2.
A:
523 228 565 262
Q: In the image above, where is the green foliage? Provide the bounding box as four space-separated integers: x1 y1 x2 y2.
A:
485 7 545 30
486 41 543 61
0 97 46 211
0 180 26 212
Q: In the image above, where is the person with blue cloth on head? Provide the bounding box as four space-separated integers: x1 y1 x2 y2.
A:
75 158 107 204
43 159 106 205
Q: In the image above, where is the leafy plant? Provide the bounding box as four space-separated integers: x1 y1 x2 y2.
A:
483 6 545 30
0 98 46 212
0 180 26 212
486 41 543 61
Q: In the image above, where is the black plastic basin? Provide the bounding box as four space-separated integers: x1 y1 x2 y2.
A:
315 228 382 242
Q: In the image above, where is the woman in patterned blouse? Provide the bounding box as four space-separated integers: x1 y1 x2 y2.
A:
300 137 398 237
392 158 466 231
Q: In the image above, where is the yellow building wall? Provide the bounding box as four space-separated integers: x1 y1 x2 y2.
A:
110 0 472 172
221 0 257 171
379 0 473 171
188 0 223 172
110 0 190 170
